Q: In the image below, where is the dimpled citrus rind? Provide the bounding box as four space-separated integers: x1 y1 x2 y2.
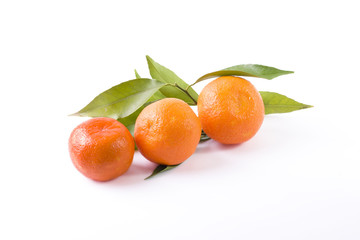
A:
134 98 201 165
198 76 264 144
69 117 135 181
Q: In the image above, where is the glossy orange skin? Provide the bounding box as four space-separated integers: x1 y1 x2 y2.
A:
69 117 134 181
134 98 201 165
198 76 265 144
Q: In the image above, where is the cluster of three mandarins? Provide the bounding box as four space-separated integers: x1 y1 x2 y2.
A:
68 76 265 181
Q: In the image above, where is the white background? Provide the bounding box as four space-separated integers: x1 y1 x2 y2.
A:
1 0 359 239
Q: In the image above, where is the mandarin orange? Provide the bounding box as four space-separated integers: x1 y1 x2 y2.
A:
69 117 134 181
197 76 264 144
134 98 201 165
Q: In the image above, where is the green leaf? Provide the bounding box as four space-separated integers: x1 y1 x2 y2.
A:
117 76 166 128
146 55 198 105
134 69 141 79
133 68 167 100
117 95 165 130
117 108 143 128
125 123 135 136
260 91 313 114
192 64 294 86
145 164 180 180
70 78 166 119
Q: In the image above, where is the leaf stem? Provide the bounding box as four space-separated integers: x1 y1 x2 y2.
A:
173 83 198 105
200 130 211 142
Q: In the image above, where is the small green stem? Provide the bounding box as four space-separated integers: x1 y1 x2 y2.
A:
200 130 211 143
173 83 197 105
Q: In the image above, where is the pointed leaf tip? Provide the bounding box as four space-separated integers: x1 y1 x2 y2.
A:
260 91 313 114
134 69 141 79
71 78 166 119
145 164 180 180
146 56 199 105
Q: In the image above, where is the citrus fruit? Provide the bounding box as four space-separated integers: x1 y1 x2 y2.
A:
68 117 135 181
197 76 265 144
134 98 201 165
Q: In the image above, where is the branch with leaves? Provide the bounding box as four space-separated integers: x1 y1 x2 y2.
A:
70 55 312 179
